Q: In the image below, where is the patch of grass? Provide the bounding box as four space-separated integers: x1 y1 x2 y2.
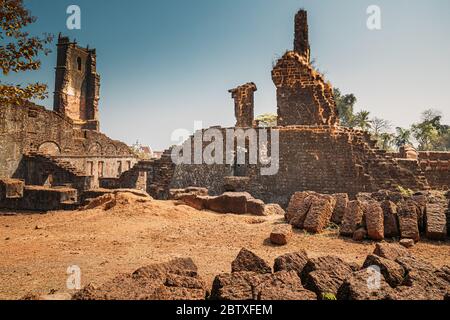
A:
322 293 337 300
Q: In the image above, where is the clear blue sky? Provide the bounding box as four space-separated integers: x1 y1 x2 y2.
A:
3 0 450 150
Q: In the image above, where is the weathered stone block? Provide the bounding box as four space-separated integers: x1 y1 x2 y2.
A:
373 242 412 261
246 199 266 216
270 224 292 245
398 200 420 242
425 202 448 240
207 192 253 214
303 197 333 233
302 256 353 297
231 248 272 274
273 251 309 277
340 200 364 237
337 269 395 300
364 201 384 241
331 193 349 224
363 254 405 287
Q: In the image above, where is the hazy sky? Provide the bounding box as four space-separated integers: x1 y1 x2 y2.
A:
3 0 450 150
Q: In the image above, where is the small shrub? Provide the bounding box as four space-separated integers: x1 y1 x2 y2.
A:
396 185 414 197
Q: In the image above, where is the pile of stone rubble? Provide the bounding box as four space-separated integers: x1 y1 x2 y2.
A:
286 189 449 243
26 243 449 300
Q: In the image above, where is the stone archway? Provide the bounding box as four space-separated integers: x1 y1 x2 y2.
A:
38 141 61 156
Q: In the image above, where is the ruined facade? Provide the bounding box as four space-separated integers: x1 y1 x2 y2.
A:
53 35 100 131
0 37 138 210
168 10 437 207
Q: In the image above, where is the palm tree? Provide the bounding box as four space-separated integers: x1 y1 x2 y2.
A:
353 110 372 131
378 132 395 151
394 127 412 148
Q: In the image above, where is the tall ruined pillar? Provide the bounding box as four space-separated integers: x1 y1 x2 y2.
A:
229 83 257 128
53 34 101 131
272 10 338 126
294 9 310 63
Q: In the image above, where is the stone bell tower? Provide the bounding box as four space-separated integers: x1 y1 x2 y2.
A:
53 34 100 131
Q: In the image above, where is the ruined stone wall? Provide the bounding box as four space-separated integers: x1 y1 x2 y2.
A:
53 35 100 131
229 83 257 128
0 103 137 189
418 151 450 190
272 52 338 127
170 126 428 207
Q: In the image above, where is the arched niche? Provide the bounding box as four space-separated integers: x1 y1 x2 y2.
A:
38 141 61 156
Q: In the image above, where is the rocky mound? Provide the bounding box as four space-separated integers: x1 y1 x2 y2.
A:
80 189 153 211
72 258 206 300
29 244 448 300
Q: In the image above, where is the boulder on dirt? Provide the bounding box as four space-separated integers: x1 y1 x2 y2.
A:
72 258 206 300
231 248 272 274
337 268 395 300
363 201 384 241
352 228 367 241
177 194 208 210
373 242 412 261
303 196 334 234
399 239 415 248
363 254 405 288
340 200 364 237
246 199 265 216
270 224 292 245
273 251 309 277
209 272 269 300
331 193 349 224
256 271 317 300
394 255 450 300
397 200 420 242
210 271 316 300
302 256 354 297
263 204 285 216
207 192 253 214
380 200 400 238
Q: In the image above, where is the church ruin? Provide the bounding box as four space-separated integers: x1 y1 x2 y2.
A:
169 10 449 207
0 9 449 211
